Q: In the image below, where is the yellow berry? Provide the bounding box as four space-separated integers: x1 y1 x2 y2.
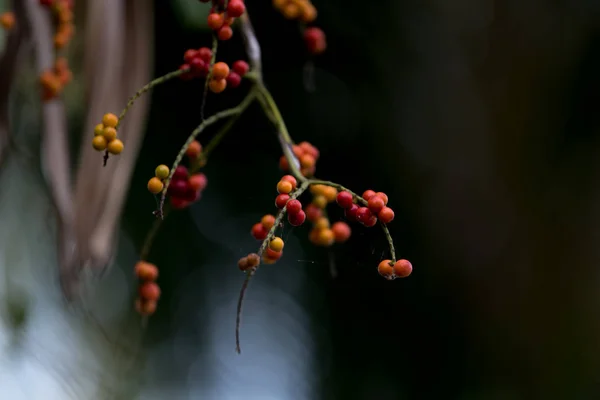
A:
312 194 327 209
92 135 107 151
269 237 284 252
314 217 330 230
147 177 164 194
94 123 104 136
155 164 170 180
102 113 119 128
103 127 117 142
107 139 124 154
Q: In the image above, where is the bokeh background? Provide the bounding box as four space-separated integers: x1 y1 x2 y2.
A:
2 0 600 399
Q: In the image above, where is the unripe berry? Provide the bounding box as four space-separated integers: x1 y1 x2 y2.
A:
102 112 119 128
312 194 327 209
288 209 306 226
322 186 338 203
261 214 276 229
393 259 412 278
377 260 394 279
282 3 300 19
207 12 224 30
147 177 164 194
251 223 268 240
139 282 161 301
286 199 302 215
336 191 353 209
299 2 317 23
227 0 246 17
332 221 351 243
345 204 359 222
238 257 250 271
269 237 284 252
186 140 202 158
232 60 249 76
275 194 290 209
277 180 293 194
0 12 15 30
368 196 385 214
134 261 159 281
107 139 124 155
226 72 242 88
94 123 104 136
212 62 230 80
92 135 107 151
314 217 330 230
299 154 315 168
173 166 189 180
103 127 117 142
217 25 233 41
262 255 278 265
316 228 335 247
155 164 170 180
281 175 297 190
209 78 227 93
378 207 395 224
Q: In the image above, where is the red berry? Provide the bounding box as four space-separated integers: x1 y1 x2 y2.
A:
376 192 389 205
183 49 198 63
344 204 359 222
227 0 246 17
183 186 198 202
189 173 208 192
251 222 268 240
362 190 376 201
168 179 189 197
356 207 373 224
368 196 385 214
265 247 282 260
217 25 233 41
304 27 326 55
189 57 206 74
139 282 161 301
281 174 297 190
173 166 189 180
207 13 224 30
288 210 306 226
378 207 395 224
170 196 190 209
363 215 378 227
305 203 322 222
393 259 412 278
232 60 249 76
331 221 351 243
286 199 302 215
226 72 242 88
197 47 212 62
336 191 353 209
275 193 290 209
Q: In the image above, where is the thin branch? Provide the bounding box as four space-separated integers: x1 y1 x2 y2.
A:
239 13 262 82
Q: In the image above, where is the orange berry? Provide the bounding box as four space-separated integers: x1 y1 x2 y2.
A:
135 299 157 316
265 247 283 260
102 113 119 128
298 141 319 159
59 8 73 23
208 78 227 93
281 175 297 190
310 184 326 195
155 164 170 180
331 221 351 243
54 57 68 72
314 217 330 230
107 139 124 154
139 282 161 301
261 214 276 229
238 257 250 271
186 140 202 158
273 0 286 8
212 62 230 80
103 127 117 142
362 190 376 201
322 186 338 202
299 3 317 23
377 260 394 279
378 207 395 224
207 12 224 30
277 180 293 194
217 25 233 41
0 12 15 30
376 192 389 205
279 155 289 171
92 135 107 151
393 259 412 278
94 123 104 136
312 194 327 209
54 33 68 49
316 228 335 247
282 3 300 19
269 237 284 252
147 177 164 194
134 261 159 281
299 153 315 168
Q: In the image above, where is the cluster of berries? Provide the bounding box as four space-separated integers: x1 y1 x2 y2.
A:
273 0 316 23
179 47 250 92
377 259 412 280
305 184 351 247
39 0 75 50
0 12 14 30
336 190 394 227
133 261 161 316
249 214 286 265
92 113 124 155
163 140 209 209
237 252 260 272
202 0 246 41
39 57 73 101
279 141 319 177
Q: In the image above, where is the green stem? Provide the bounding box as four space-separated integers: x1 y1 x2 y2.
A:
157 89 258 218
235 180 310 353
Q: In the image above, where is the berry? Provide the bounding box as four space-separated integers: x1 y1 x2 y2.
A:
0 12 15 30
212 62 230 80
269 237 284 252
107 139 124 155
378 207 395 224
147 177 164 194
135 299 157 316
322 186 338 202
376 192 389 205
102 113 119 128
226 72 242 88
286 199 302 215
304 27 326 55
251 223 268 240
377 260 394 279
277 180 293 194
336 191 353 209
227 0 246 17
198 47 212 62
190 58 207 75
356 207 373 224
362 190 376 201
186 140 202 158
168 179 189 197
312 195 327 209
262 255 278 265
183 49 198 63
304 203 322 222
393 259 412 278
314 217 330 230
299 153 316 168
282 3 300 19
266 247 283 261
288 209 306 226
344 204 359 222
363 214 378 227
209 78 227 93
94 123 104 136
281 175 297 190
299 3 317 23
275 194 290 209
92 136 107 151
179 64 193 80
189 173 208 192
368 196 385 214
134 261 159 281
238 257 250 271
173 166 189 180
217 25 233 41
332 222 351 243
247 253 260 268
261 214 276 229
103 127 117 142
170 197 190 209
207 12 224 30
139 282 161 301
316 228 335 246
155 165 170 180
232 60 249 76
